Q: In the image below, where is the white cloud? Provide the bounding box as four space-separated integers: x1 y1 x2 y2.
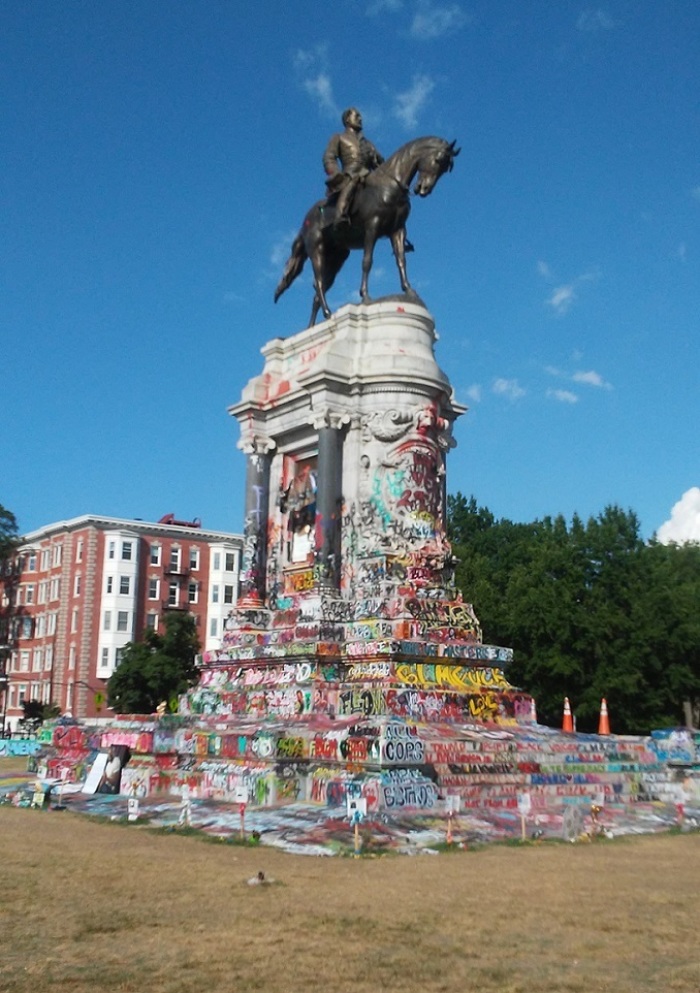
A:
269 229 298 269
547 388 579 404
465 384 482 403
548 284 576 315
393 73 436 129
543 267 600 316
410 1 469 39
303 72 338 117
493 378 525 401
576 9 615 31
657 488 700 544
572 369 612 389
293 46 338 118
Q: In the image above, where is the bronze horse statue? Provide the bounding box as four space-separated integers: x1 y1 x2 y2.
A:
274 136 459 327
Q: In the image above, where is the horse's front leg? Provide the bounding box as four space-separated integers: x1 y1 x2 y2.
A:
360 230 378 301
390 227 411 293
309 293 322 327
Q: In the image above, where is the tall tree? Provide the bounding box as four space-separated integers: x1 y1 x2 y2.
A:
107 611 201 714
0 505 20 688
447 493 699 733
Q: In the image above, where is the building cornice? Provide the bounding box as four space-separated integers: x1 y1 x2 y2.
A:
19 515 243 546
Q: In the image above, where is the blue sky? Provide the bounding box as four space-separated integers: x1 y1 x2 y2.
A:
3 1 699 542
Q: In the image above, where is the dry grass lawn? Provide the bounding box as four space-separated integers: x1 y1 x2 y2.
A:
1 796 699 993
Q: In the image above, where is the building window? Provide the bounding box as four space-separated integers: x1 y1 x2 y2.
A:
52 544 62 567
119 576 130 595
148 578 159 600
115 647 124 667
18 684 27 705
189 547 200 570
146 613 158 631
170 547 181 571
101 647 110 668
32 649 42 671
74 574 82 597
41 549 50 571
21 617 33 639
188 582 198 604
104 610 111 631
224 585 234 604
225 552 235 572
71 608 79 633
69 645 76 670
20 652 29 672
117 611 129 632
122 541 132 561
150 544 161 566
209 618 218 638
168 582 178 607
213 552 221 571
28 553 37 571
211 584 219 604
76 539 83 563
50 577 60 600
108 541 116 559
106 576 113 594
25 584 35 605
38 581 48 604
45 645 53 671
36 615 46 638
47 613 57 636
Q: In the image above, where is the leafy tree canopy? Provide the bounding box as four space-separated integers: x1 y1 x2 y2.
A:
0 503 19 566
447 493 700 734
107 611 201 714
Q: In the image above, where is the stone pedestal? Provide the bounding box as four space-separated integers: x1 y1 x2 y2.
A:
230 298 465 606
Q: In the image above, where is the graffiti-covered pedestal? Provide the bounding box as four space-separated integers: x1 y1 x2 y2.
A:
182 298 534 812
39 300 693 843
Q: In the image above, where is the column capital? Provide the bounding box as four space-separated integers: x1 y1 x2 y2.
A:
238 435 276 457
309 408 351 431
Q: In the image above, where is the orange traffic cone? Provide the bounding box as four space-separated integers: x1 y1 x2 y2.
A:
598 698 611 735
562 697 574 732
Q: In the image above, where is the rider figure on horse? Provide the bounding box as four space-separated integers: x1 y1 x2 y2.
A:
323 107 383 227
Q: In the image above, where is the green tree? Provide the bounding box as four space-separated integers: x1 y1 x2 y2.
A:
0 505 21 706
107 611 201 714
447 493 700 734
0 504 19 563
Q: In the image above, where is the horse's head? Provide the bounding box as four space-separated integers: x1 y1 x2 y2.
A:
414 139 460 197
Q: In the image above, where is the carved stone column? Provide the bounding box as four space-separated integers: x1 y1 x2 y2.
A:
312 410 348 590
239 437 274 605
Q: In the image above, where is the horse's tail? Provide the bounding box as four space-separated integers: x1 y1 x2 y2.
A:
274 232 307 303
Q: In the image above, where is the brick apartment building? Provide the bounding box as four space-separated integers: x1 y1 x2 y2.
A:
0 514 242 731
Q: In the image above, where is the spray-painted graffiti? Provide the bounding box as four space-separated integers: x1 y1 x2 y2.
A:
405 599 481 642
347 661 392 681
381 768 438 809
395 663 509 691
0 738 41 757
382 724 425 763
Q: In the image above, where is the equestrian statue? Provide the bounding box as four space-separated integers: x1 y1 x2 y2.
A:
274 107 459 327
